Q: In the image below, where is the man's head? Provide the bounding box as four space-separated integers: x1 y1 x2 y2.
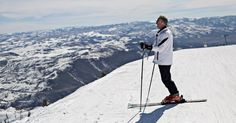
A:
156 15 168 29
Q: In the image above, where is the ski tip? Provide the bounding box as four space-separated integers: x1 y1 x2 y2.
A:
180 95 207 102
201 99 207 102
127 103 133 109
186 99 207 103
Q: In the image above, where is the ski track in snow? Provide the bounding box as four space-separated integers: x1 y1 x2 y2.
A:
14 45 236 123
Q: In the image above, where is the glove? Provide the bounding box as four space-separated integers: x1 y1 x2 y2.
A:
139 42 152 50
139 42 145 49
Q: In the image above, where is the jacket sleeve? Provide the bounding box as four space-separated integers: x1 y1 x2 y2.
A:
152 32 169 53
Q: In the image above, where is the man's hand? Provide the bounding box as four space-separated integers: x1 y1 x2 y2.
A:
140 42 146 49
139 42 152 50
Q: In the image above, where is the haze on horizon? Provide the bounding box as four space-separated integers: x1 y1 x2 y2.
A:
0 0 236 34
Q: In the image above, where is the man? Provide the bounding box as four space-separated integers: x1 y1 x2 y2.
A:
140 15 182 103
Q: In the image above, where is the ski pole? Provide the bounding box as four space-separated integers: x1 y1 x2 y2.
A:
143 63 156 113
140 49 145 112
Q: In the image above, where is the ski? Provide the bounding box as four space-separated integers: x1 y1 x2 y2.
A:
128 99 207 109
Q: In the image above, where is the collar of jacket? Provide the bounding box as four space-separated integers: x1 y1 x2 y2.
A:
157 26 167 33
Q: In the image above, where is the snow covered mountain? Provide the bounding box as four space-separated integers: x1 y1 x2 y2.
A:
12 45 236 123
0 16 236 109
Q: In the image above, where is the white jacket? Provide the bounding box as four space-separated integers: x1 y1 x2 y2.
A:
152 27 173 65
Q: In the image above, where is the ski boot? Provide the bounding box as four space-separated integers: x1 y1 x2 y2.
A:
161 94 184 104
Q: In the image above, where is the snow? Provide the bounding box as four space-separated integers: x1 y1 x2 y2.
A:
82 31 115 38
1 17 236 110
1 107 31 123
12 45 236 123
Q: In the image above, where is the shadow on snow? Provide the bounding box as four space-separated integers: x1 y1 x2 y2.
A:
135 104 177 123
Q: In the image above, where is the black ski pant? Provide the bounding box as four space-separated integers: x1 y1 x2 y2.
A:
158 65 179 95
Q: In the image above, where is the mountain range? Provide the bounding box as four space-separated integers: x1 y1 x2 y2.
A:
0 15 236 109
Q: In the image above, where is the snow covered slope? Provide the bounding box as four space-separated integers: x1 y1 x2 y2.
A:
1 16 236 109
14 45 236 123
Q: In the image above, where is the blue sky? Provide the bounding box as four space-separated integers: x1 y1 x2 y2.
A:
0 0 236 33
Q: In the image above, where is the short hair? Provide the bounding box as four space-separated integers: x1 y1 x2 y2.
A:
157 15 168 25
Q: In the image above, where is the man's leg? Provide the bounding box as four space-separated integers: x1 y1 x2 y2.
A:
158 65 179 95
